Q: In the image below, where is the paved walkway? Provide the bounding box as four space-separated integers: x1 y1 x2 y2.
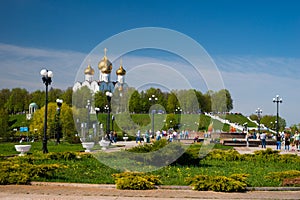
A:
0 183 300 200
108 141 300 156
234 145 300 156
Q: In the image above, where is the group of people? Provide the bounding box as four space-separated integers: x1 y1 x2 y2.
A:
275 131 300 151
108 131 118 143
246 130 300 151
136 129 191 144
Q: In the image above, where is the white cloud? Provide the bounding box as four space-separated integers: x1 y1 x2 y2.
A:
0 43 299 126
0 43 86 91
216 55 300 78
215 55 300 126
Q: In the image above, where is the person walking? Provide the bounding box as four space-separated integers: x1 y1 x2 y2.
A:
294 131 300 151
113 131 117 143
276 134 282 150
284 133 291 151
260 132 267 148
136 130 141 143
245 132 250 147
145 130 150 143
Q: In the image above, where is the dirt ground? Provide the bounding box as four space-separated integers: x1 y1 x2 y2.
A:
0 183 299 200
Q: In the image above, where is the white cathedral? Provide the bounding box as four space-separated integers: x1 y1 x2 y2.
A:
73 48 128 94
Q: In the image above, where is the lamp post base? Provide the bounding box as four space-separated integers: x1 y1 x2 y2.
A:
42 139 48 154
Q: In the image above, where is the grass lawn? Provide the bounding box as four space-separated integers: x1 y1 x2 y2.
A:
0 141 84 156
1 142 300 187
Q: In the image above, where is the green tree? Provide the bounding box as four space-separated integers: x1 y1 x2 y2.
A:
72 86 93 109
94 91 107 112
0 89 11 110
177 89 199 113
290 124 298 134
210 89 233 113
129 90 142 113
29 102 76 142
166 92 178 113
0 108 10 141
164 113 177 130
224 89 233 112
202 92 212 113
5 88 29 114
261 115 286 132
29 90 45 108
144 88 167 113
48 88 63 103
62 87 73 106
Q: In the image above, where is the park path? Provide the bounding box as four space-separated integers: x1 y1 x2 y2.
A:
0 183 300 200
113 141 300 156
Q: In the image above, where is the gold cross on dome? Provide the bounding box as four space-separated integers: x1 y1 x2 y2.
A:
104 48 107 56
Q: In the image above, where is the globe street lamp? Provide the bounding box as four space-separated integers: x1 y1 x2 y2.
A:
40 69 53 153
273 95 283 137
55 98 63 144
175 106 182 130
106 91 113 140
112 115 115 132
255 108 262 134
149 95 158 135
104 105 109 139
95 107 101 140
86 99 91 136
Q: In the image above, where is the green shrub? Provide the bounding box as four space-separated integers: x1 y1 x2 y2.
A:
174 147 201 166
204 149 242 161
265 170 300 182
112 172 162 190
0 172 30 185
125 140 186 167
253 148 279 156
229 173 249 184
186 174 248 192
0 158 65 185
45 152 77 160
115 175 155 190
126 139 168 153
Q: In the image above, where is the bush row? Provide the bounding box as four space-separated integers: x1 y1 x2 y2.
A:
112 171 249 192
0 152 89 185
112 172 162 190
186 173 249 192
126 139 201 166
0 160 64 185
205 148 300 163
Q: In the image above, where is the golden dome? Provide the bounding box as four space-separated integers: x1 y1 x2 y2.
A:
98 48 112 74
116 65 126 76
84 64 95 75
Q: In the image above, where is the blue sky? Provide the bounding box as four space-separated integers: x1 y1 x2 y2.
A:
0 0 300 126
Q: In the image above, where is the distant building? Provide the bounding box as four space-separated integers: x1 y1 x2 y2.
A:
26 102 38 120
73 48 128 94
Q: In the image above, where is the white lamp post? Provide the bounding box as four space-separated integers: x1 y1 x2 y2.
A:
273 95 283 137
40 69 53 153
149 95 158 135
255 108 262 134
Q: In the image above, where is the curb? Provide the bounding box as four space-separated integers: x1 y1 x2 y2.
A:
246 187 300 191
31 182 300 191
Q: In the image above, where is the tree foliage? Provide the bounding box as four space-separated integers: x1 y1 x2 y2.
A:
0 108 10 141
5 88 29 114
210 89 233 113
260 115 286 132
29 102 76 142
